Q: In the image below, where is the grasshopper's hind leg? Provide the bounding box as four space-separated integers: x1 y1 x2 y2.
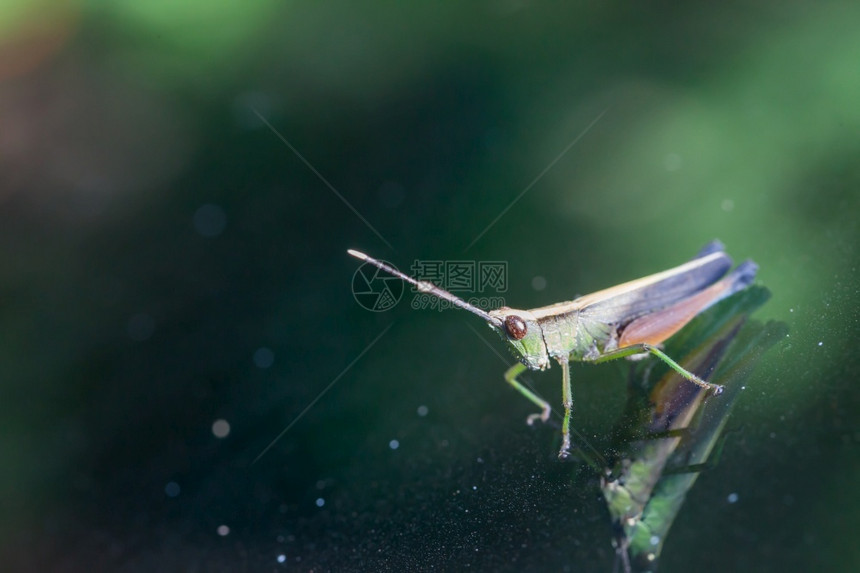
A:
503 363 551 426
589 343 724 394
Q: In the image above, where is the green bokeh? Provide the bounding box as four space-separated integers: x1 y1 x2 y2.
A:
1 2 857 571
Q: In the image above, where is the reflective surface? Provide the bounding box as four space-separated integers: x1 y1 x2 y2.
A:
1 3 858 571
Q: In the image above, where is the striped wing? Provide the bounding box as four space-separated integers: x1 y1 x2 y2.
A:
531 246 732 325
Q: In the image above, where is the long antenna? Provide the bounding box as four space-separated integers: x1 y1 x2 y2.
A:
348 249 503 328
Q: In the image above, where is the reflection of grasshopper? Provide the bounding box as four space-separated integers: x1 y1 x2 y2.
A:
601 286 786 572
349 241 757 459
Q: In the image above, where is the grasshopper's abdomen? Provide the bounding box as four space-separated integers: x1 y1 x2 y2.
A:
538 311 614 362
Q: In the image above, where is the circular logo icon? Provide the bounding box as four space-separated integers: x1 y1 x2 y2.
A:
352 260 404 312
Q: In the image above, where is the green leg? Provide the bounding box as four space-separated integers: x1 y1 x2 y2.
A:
558 358 573 459
589 343 724 394
503 363 551 425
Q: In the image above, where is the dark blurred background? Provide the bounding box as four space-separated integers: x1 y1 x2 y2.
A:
1 2 858 571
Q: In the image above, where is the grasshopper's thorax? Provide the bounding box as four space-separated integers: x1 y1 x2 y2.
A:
537 310 614 362
488 307 551 371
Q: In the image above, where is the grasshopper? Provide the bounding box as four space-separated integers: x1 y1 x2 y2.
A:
347 241 757 459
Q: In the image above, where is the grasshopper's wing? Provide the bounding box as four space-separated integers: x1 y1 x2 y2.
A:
616 260 758 347
531 249 733 324
693 239 726 259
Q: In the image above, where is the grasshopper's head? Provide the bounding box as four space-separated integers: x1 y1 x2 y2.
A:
488 307 550 371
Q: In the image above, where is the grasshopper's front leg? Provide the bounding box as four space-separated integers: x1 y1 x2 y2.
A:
503 363 551 426
503 361 575 459
589 343 725 394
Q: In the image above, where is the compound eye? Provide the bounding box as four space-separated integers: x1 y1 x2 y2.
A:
504 315 528 340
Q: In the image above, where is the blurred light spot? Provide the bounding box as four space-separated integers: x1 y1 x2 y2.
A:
721 199 735 212
378 181 404 209
164 481 180 497
817 341 823 346
315 498 325 507
128 313 155 341
212 419 230 438
727 493 739 503
389 439 399 450
417 405 428 417
193 203 227 237
254 347 274 368
0 59 192 210
108 1 280 78
650 535 660 546
0 1 79 81
531 276 547 291
277 554 286 563
217 525 230 536
663 153 682 171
